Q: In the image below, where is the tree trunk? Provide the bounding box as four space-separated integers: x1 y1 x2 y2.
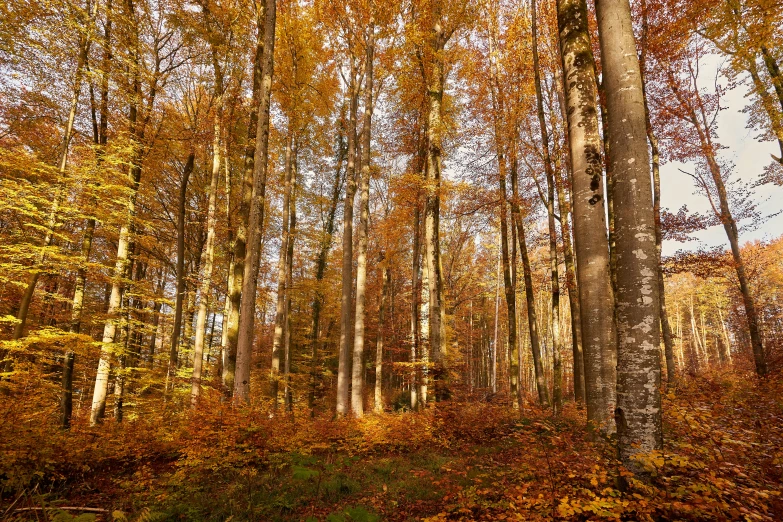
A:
308 115 345 413
668 66 767 376
532 0 562 413
351 24 375 417
553 58 586 405
170 152 195 382
191 83 222 406
595 0 663 474
488 22 519 408
234 0 276 402
375 257 389 413
556 0 617 432
223 13 265 398
410 205 421 410
284 164 297 412
271 135 295 406
336 60 360 417
513 203 549 406
639 0 676 385
424 10 448 397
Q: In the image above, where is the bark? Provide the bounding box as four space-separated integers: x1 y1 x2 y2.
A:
336 59 360 417
234 0 276 402
595 0 663 473
556 0 617 432
191 74 222 407
351 23 375 417
170 152 195 378
224 11 265 397
532 0 562 413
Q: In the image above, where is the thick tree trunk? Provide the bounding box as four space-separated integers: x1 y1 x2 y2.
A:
234 0 276 402
556 0 617 432
595 0 663 474
223 13 265 398
336 61 359 417
351 24 375 417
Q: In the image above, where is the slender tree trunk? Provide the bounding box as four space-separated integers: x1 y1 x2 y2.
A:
532 0 562 413
424 11 449 396
556 0 617 432
554 162 584 404
191 83 223 407
170 152 195 382
351 24 375 417
234 0 276 402
553 60 586 405
514 205 549 406
410 205 421 410
308 118 345 413
336 61 360 417
271 135 294 406
595 0 663 474
668 68 767 376
488 23 519 407
491 244 500 395
91 164 143 424
283 166 297 412
375 257 389 413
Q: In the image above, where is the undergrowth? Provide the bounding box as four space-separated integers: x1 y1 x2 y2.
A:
1 368 781 520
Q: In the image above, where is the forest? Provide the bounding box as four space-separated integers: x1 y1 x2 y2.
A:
1 0 782 519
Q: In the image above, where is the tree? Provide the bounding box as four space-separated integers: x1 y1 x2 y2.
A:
234 0 277 402
595 0 663 475
556 0 617 431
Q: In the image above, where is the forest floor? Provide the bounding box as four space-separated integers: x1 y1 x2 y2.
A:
2 370 783 521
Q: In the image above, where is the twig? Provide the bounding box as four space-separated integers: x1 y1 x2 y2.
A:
15 507 109 513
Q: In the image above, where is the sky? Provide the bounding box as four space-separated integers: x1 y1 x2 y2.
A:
658 56 783 257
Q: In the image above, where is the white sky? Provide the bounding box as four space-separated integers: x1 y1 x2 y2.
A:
659 57 783 256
